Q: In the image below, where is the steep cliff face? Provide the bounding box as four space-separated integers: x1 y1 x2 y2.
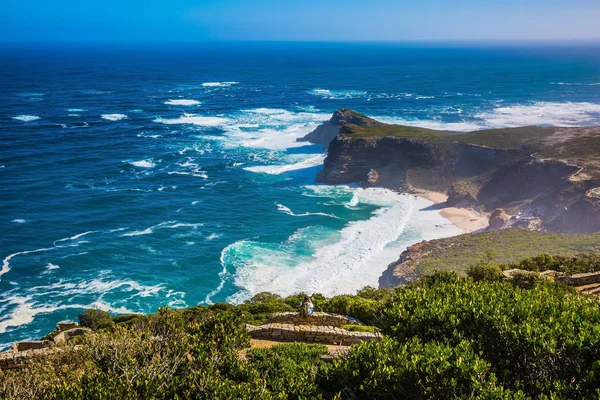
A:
297 108 383 146
316 135 442 186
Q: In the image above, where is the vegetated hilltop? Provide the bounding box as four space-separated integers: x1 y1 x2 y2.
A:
4 263 600 399
379 228 600 287
311 109 600 233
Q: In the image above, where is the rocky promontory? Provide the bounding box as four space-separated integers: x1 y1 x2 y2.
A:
297 108 383 146
312 109 600 234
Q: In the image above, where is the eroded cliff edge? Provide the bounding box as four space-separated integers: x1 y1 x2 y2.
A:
304 109 600 286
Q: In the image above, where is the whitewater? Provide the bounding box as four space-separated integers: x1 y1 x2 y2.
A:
1 43 600 349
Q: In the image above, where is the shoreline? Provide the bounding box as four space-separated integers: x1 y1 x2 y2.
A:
415 190 489 234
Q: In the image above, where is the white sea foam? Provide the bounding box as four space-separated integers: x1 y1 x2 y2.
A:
206 233 221 241
204 247 232 304
101 114 127 121
121 228 154 237
164 99 202 106
1 247 55 277
0 274 177 333
12 219 26 224
308 89 367 99
223 108 329 150
474 102 600 128
244 154 325 174
121 221 201 237
202 81 239 87
67 108 86 112
12 115 40 122
275 203 340 219
223 187 460 302
53 230 96 245
155 114 230 126
130 159 156 168
41 263 60 275
375 101 600 132
168 170 208 179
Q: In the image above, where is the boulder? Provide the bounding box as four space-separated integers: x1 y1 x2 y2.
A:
489 208 510 229
53 327 92 345
367 169 379 184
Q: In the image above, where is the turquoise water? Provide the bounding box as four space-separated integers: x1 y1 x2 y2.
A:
1 42 600 349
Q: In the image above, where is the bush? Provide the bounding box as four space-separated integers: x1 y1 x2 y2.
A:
245 292 282 303
467 263 504 282
381 272 600 397
510 270 542 289
78 309 114 331
322 295 382 325
324 337 508 399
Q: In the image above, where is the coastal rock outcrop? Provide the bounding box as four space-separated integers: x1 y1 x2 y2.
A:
315 109 600 234
297 108 383 146
446 181 479 207
488 209 510 229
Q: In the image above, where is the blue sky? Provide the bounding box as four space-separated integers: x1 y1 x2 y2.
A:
2 0 599 42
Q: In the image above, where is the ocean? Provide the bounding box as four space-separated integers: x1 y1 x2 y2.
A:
1 42 600 349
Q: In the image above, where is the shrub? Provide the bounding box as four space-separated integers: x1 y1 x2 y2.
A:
381 273 600 397
78 309 114 331
510 270 542 289
112 314 145 327
322 295 382 325
467 263 504 282
245 292 282 303
324 337 508 399
247 343 328 398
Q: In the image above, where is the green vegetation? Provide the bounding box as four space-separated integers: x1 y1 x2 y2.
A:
410 228 600 276
343 123 555 149
4 255 600 399
509 252 600 275
78 309 114 331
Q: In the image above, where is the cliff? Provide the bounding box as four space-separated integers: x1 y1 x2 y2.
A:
315 110 600 234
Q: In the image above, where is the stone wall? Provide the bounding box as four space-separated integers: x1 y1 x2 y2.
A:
556 271 600 286
264 312 363 327
11 340 52 352
0 347 53 371
248 323 382 345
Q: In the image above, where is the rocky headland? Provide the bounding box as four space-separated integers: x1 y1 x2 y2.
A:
303 109 600 286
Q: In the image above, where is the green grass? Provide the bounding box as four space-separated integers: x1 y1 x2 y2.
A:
413 228 600 276
343 124 555 150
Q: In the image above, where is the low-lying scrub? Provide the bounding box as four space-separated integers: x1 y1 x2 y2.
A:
3 254 600 399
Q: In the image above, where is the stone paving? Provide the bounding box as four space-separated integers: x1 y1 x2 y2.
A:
247 312 382 345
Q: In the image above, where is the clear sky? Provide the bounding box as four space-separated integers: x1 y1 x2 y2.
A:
1 0 599 42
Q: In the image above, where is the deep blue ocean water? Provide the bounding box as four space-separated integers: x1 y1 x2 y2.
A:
1 42 600 349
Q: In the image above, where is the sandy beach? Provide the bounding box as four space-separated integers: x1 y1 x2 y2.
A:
416 190 489 234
